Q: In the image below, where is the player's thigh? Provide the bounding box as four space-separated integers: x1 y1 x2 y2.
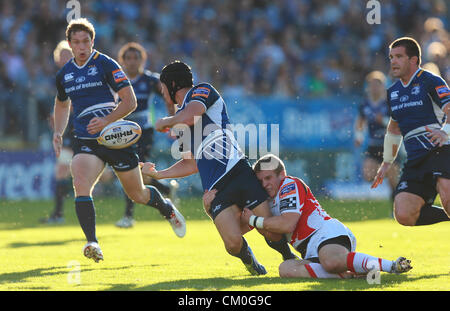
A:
114 166 148 204
70 153 105 196
318 243 349 272
436 177 450 211
362 157 380 181
214 204 245 253
251 200 272 217
279 259 312 278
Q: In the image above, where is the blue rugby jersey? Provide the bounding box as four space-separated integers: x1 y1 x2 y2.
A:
174 83 244 190
359 98 389 147
125 70 161 130
387 68 450 163
55 49 131 139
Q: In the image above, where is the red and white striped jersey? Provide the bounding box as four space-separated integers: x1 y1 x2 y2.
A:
270 176 332 249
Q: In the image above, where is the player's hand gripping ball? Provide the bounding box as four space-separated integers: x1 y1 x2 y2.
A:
97 120 142 149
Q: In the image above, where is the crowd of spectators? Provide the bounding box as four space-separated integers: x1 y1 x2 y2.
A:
0 0 448 147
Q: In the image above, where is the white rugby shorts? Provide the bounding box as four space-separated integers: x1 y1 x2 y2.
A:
304 218 357 260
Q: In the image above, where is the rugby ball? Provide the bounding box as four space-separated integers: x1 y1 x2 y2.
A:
97 120 142 149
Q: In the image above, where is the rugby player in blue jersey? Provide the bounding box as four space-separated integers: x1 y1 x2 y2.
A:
141 61 297 275
52 19 186 263
354 71 399 201
115 42 178 228
372 37 450 226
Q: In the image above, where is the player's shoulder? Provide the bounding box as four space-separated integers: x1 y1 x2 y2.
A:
141 69 160 83
92 50 121 67
418 69 446 85
56 60 75 80
143 69 160 79
387 79 401 92
279 176 307 197
189 82 220 99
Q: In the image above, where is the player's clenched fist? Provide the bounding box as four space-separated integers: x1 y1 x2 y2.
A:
87 117 109 134
140 162 158 178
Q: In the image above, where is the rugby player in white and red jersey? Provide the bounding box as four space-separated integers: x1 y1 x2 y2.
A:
206 154 412 279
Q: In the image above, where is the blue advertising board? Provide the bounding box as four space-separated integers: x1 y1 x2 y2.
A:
0 151 55 200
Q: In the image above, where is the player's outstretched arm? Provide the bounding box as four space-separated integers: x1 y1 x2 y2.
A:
155 101 206 132
87 85 137 134
140 157 198 180
242 208 300 234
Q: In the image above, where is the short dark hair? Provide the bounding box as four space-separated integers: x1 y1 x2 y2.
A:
66 18 95 42
253 154 286 175
389 37 421 65
118 42 148 66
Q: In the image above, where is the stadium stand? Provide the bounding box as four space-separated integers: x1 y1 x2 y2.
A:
0 0 448 149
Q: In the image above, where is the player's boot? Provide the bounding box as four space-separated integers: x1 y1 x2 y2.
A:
391 257 412 274
165 198 186 238
115 216 135 228
244 246 267 276
83 242 104 263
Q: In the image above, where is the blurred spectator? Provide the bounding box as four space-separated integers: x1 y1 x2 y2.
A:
0 0 448 147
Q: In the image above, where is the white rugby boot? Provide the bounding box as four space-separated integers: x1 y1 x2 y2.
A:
83 242 104 263
165 199 186 238
115 216 135 228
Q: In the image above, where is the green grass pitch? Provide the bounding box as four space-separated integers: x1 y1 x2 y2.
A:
0 197 448 291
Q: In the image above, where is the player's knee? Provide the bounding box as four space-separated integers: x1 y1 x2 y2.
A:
126 189 148 205
278 261 292 278
320 257 343 273
393 206 416 226
224 235 243 255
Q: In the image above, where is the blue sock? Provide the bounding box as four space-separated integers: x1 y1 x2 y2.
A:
75 196 97 243
146 186 173 219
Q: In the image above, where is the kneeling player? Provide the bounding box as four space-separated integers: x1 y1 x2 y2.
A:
204 154 412 279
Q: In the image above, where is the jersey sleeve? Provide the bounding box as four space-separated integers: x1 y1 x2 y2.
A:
278 181 305 215
55 70 69 101
428 74 450 109
186 84 218 110
102 56 131 92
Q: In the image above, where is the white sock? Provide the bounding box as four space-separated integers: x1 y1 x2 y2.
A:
304 263 347 279
347 252 393 273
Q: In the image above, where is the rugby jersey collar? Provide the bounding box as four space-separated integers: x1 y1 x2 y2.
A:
400 67 422 88
71 49 97 69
